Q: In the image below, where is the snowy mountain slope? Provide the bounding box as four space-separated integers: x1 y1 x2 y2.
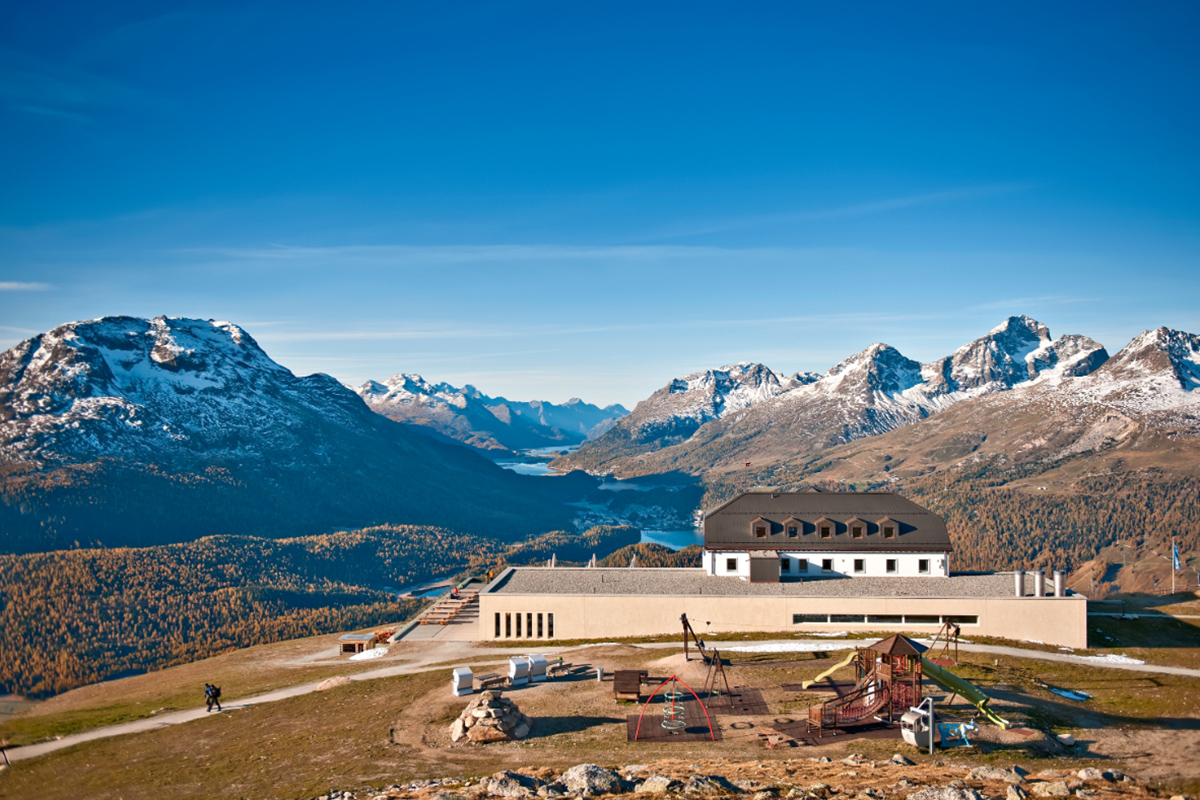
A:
554 316 1110 477
352 374 627 453
785 326 1200 484
0 316 575 553
548 362 795 469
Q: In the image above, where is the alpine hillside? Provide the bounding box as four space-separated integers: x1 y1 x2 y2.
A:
555 316 1108 478
0 316 579 554
353 373 627 454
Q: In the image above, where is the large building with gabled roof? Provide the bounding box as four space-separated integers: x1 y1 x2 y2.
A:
702 490 953 582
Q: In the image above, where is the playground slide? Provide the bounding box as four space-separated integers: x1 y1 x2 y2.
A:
801 651 857 690
920 658 1009 729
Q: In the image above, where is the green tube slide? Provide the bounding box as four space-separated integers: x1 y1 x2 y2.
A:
921 658 1010 729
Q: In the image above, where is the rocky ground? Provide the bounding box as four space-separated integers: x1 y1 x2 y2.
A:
300 755 1184 800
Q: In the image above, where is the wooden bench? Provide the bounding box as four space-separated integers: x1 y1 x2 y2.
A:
547 661 573 678
474 672 505 690
613 670 648 701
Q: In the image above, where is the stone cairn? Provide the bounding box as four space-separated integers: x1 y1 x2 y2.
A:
449 690 531 744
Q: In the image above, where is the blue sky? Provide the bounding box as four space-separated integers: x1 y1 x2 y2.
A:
2 2 1198 406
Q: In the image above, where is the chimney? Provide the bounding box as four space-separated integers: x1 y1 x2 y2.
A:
1014 569 1025 597
1053 570 1065 598
1033 570 1045 598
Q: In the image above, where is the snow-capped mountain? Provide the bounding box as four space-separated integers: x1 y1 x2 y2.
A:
794 326 1200 483
555 316 1112 477
353 374 627 453
0 316 574 553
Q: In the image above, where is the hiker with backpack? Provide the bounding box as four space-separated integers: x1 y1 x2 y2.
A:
204 683 222 712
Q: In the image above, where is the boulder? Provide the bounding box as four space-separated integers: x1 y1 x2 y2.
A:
1008 787 1028 800
892 754 915 766
638 775 680 794
907 788 984 800
1030 784 1071 798
969 767 1025 784
479 771 540 798
450 718 467 743
561 764 623 796
1076 770 1104 782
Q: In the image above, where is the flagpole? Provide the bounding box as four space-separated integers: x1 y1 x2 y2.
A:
1172 538 1176 595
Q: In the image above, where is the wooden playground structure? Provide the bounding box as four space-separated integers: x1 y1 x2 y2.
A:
804 634 927 736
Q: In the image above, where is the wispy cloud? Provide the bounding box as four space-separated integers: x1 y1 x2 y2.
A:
0 47 152 121
968 295 1096 311
0 281 51 291
634 184 1032 242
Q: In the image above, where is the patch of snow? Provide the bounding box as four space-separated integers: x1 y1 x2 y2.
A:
723 642 853 653
1076 653 1146 666
349 646 389 661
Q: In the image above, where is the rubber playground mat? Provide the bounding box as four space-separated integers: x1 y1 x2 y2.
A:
704 686 769 715
626 698 722 742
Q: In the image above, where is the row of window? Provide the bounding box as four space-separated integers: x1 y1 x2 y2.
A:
726 557 932 574
752 518 898 539
793 613 978 625
494 612 554 639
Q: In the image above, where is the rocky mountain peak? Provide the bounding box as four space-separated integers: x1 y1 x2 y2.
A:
1100 327 1200 390
822 343 923 396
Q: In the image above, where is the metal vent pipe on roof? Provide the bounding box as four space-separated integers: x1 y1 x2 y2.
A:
1032 570 1045 598
1013 569 1025 597
1053 570 1065 598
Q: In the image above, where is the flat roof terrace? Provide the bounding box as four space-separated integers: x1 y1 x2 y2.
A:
487 568 1061 599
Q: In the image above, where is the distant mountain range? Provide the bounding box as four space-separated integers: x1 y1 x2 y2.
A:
553 315 1169 478
352 374 627 454
0 316 581 553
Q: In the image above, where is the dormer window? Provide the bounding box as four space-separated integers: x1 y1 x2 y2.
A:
877 516 898 539
750 516 770 538
883 525 896 539
783 517 801 538
845 516 866 539
815 517 833 538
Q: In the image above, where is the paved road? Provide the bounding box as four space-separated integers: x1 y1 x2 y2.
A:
6 636 1199 764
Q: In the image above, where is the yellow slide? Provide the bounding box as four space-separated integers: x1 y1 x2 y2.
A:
801 651 857 690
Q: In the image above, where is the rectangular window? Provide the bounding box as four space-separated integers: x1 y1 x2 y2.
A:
918 559 930 574
515 612 522 637
884 526 896 539
505 612 512 638
905 615 940 625
548 613 554 638
820 525 832 538
886 559 898 574
726 557 738 572
831 614 865 623
527 613 533 638
867 614 903 624
780 557 790 572
787 525 798 537
798 558 808 571
793 613 829 624
853 558 865 574
943 615 979 626
755 526 767 538
822 558 833 571
852 525 864 539
495 612 501 638
537 613 543 638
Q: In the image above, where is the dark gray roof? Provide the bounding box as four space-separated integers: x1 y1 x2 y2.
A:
703 491 951 552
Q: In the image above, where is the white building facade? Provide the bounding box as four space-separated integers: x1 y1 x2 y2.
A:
702 490 953 583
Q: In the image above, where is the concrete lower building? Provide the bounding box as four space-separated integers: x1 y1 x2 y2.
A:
477 567 1088 649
